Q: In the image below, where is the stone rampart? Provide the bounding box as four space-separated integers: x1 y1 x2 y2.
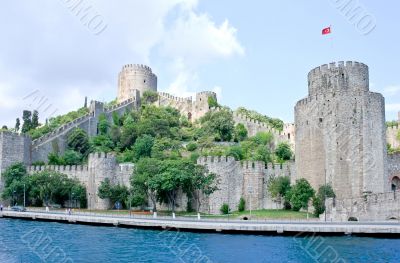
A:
325 190 400 221
197 156 295 214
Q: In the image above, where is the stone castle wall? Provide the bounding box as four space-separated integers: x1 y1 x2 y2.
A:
27 153 133 210
31 98 138 163
157 91 216 122
387 125 400 149
295 61 387 200
117 64 157 102
325 190 400 221
197 156 295 214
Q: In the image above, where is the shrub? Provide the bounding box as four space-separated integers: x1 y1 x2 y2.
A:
220 203 230 215
186 142 198 152
289 178 315 211
238 197 246 212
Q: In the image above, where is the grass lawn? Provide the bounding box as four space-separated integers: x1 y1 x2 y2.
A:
32 207 315 220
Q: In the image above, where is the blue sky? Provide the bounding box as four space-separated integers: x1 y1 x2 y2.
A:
0 0 399 127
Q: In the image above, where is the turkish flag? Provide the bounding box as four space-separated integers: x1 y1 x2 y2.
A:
322 27 331 35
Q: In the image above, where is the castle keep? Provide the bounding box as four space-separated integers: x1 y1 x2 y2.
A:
1 62 400 219
295 62 388 200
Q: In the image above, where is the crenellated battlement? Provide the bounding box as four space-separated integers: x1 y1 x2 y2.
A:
121 64 153 73
0 130 30 139
307 61 369 96
197 156 293 171
28 164 89 172
157 92 193 103
197 91 217 97
308 61 368 79
104 98 135 112
88 152 116 160
31 113 92 147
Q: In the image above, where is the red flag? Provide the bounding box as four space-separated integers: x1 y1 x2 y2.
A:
322 26 331 35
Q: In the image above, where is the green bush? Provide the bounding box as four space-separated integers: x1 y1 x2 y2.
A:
289 178 315 211
238 197 246 212
186 142 198 152
220 203 230 214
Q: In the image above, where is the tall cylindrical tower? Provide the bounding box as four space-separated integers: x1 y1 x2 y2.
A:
117 64 157 102
295 61 387 199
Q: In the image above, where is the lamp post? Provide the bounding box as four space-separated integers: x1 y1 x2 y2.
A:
13 190 16 206
248 186 253 220
23 183 26 208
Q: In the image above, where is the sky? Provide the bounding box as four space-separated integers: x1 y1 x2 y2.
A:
0 0 399 128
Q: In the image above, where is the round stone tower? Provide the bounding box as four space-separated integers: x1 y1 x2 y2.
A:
295 61 387 199
117 64 157 103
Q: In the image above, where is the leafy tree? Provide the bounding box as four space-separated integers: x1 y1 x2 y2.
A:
48 153 65 165
98 178 130 208
275 142 293 162
132 158 163 212
120 114 137 149
1 125 8 130
90 134 114 152
251 132 273 146
268 176 291 209
142 90 159 104
234 123 248 142
98 113 109 135
63 150 83 165
32 110 39 129
207 96 219 108
21 110 32 133
186 142 198 152
15 118 21 132
201 109 234 142
313 185 335 217
67 128 90 156
254 145 272 163
238 197 246 212
133 134 154 160
289 179 315 211
226 145 244 160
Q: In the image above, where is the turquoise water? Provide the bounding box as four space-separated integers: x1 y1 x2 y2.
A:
0 219 399 263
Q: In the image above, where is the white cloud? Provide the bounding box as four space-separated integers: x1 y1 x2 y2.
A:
383 85 400 96
0 1 244 126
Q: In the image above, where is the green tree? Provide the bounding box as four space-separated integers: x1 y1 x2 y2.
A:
207 96 219 108
21 110 32 133
15 118 21 132
312 185 335 217
201 109 234 142
226 145 244 160
98 178 130 208
220 203 230 214
234 123 248 142
132 158 163 212
32 110 39 129
275 142 293 162
142 90 159 104
63 150 83 165
238 197 246 212
98 113 109 135
268 176 291 209
289 178 315 211
67 128 90 156
133 134 155 160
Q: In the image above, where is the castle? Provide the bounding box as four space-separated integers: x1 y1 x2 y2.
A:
1 62 400 220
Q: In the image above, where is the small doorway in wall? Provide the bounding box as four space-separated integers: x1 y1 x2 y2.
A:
391 176 400 191
188 112 192 121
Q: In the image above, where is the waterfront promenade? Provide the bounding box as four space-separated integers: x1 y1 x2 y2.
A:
1 210 400 236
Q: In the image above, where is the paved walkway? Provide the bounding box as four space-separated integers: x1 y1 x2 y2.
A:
1 210 400 236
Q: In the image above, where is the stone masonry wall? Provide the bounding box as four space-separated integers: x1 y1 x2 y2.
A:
197 156 295 214
27 153 132 210
31 98 138 163
325 190 400 221
295 61 387 200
